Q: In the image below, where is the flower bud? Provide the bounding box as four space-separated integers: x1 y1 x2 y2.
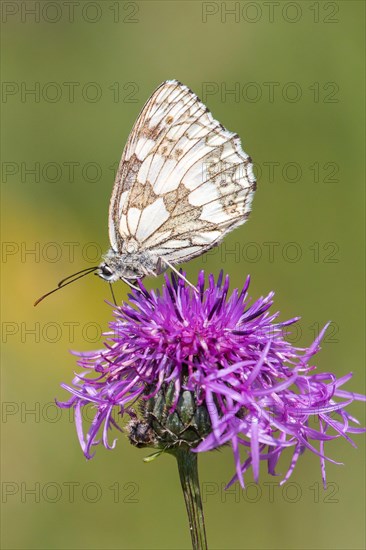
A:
127 381 212 451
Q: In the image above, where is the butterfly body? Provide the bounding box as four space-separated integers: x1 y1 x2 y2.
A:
98 79 256 286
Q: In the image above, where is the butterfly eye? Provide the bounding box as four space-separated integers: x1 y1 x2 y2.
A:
101 265 113 279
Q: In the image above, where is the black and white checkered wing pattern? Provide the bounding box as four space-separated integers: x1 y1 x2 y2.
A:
108 80 256 264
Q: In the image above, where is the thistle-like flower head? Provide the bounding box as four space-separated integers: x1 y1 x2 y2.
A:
59 271 365 487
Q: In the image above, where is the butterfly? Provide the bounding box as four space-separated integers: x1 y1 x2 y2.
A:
98 79 256 288
34 80 256 305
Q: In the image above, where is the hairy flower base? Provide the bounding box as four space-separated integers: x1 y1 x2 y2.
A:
58 271 366 487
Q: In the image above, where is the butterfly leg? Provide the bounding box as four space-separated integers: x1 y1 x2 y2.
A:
109 282 117 305
159 257 199 293
156 256 168 276
120 276 141 292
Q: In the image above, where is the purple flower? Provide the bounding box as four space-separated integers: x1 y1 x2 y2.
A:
58 271 365 487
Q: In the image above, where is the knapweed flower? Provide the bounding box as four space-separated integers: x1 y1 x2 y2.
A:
59 271 365 487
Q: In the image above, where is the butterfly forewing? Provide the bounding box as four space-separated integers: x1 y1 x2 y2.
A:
108 80 256 266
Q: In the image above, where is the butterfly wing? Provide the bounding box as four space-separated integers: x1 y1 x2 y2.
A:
108 80 256 263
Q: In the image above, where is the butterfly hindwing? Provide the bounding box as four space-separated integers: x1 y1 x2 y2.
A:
108 80 256 264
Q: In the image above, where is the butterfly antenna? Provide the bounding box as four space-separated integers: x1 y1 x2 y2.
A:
56 267 98 287
34 266 98 306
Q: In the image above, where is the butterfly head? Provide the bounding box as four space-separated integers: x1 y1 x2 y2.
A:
97 248 156 283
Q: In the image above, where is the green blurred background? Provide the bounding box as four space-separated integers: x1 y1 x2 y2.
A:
1 1 365 548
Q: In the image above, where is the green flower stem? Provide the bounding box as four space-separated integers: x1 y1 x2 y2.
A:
174 448 208 550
